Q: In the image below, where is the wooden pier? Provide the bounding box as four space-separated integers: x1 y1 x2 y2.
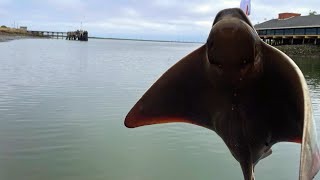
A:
258 34 320 46
27 30 88 41
27 30 66 39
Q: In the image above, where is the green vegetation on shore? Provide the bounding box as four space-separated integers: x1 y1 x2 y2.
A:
0 26 31 36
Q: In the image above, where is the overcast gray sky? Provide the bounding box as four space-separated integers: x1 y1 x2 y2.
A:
1 0 319 42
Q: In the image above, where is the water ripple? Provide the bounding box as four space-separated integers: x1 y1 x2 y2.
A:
0 39 319 180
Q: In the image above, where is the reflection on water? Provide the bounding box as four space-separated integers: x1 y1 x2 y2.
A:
0 39 319 180
295 57 320 141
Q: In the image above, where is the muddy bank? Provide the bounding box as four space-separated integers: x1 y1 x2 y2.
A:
0 27 48 42
275 45 320 57
0 33 49 42
0 34 30 42
0 27 31 42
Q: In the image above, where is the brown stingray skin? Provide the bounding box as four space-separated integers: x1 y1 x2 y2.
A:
124 8 320 180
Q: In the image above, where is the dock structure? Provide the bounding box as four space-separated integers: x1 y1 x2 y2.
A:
254 13 320 46
26 30 89 41
66 30 88 41
27 30 66 39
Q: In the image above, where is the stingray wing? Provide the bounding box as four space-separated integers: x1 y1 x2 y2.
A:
125 45 214 130
262 43 320 179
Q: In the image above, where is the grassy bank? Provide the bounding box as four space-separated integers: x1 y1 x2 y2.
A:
0 27 47 42
0 27 31 36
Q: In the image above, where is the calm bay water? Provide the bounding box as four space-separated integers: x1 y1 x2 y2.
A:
0 39 320 180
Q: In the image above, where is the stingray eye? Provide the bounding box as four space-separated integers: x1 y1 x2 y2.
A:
210 60 222 69
241 59 250 68
242 60 248 65
206 42 223 69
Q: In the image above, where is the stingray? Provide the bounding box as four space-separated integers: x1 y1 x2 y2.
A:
124 8 320 180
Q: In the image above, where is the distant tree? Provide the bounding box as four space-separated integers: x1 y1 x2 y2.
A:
309 10 317 15
1 25 7 28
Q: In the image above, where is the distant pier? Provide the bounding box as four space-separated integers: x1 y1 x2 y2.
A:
28 30 66 39
66 30 88 41
27 30 88 41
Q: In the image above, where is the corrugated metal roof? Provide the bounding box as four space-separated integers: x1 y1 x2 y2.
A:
254 15 320 29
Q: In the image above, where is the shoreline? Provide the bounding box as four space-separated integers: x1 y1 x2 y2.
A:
1 32 320 57
0 34 30 42
275 45 320 57
0 33 49 42
89 37 203 44
0 27 46 42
